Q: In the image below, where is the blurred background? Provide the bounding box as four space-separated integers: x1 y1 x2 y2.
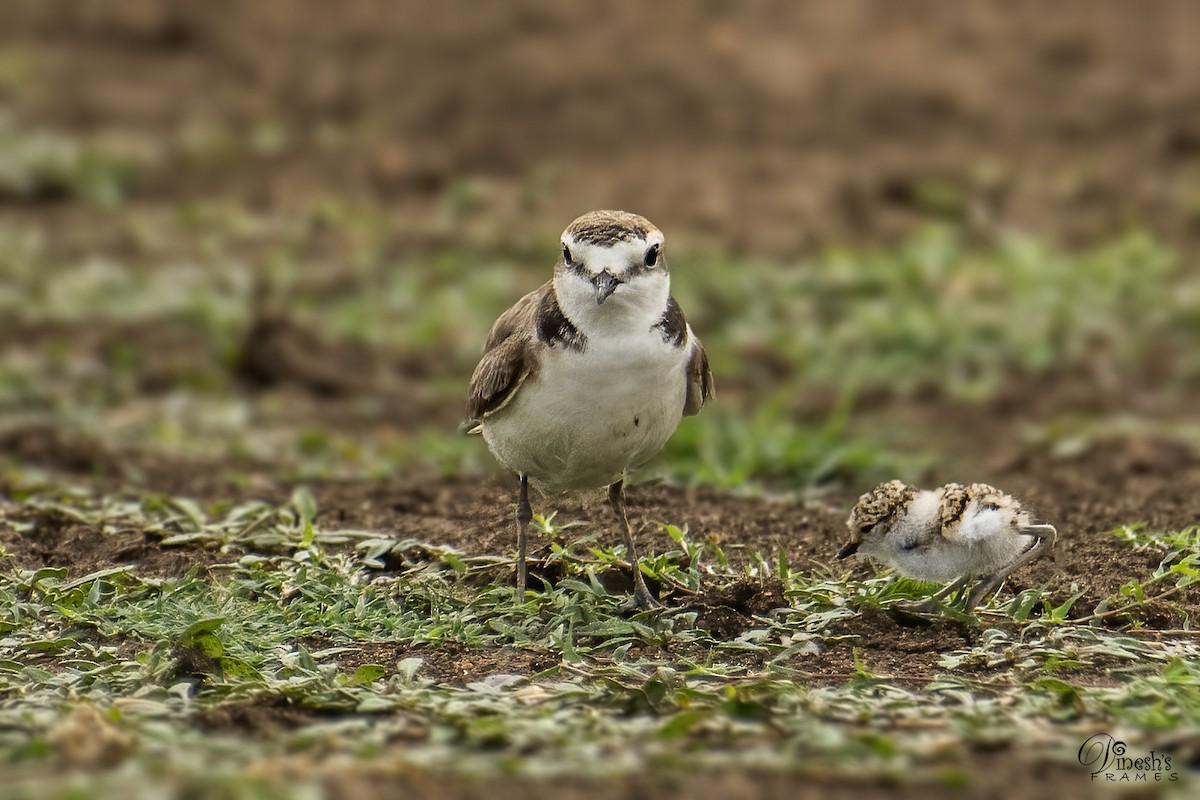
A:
2 0 1199 489
8 0 1200 248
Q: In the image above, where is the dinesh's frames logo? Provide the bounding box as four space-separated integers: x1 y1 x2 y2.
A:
1078 733 1179 783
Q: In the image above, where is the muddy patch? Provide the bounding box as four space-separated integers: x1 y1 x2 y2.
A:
196 697 347 736
319 751 1092 800
0 512 228 579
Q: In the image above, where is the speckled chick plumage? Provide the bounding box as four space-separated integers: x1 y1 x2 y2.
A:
838 480 1057 610
937 482 1027 538
845 479 916 541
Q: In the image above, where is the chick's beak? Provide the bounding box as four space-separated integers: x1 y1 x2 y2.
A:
836 540 860 560
593 271 621 305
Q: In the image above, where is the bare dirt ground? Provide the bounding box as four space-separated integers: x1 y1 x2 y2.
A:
5 379 1199 663
7 406 1195 799
3 2 1200 797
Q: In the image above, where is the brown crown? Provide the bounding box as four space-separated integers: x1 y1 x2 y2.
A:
846 479 916 539
564 210 657 246
938 482 1016 528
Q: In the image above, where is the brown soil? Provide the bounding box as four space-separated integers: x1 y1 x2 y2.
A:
5 1 1200 254
0 516 225 579
4 385 1198 637
319 754 1094 800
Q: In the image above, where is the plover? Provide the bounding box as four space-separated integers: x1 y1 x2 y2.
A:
837 480 1057 611
465 210 714 608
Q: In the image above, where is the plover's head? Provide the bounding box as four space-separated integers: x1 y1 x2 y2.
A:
556 210 668 309
838 479 917 560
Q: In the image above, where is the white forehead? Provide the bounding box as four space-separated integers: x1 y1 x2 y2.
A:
563 230 664 274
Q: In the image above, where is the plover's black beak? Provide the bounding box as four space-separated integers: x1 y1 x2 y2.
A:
836 540 860 560
593 271 621 305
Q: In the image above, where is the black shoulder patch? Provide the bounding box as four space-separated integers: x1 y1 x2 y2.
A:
536 288 587 351
652 296 687 347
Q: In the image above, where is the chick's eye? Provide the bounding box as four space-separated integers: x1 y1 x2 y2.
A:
859 524 873 535
562 245 572 264
645 243 660 267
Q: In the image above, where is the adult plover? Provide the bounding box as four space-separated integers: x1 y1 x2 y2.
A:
465 210 714 607
837 480 1057 611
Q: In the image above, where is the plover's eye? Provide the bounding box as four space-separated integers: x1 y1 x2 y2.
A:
644 243 660 267
562 244 573 265
859 524 873 535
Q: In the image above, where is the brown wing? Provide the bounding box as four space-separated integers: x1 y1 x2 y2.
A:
483 285 542 351
464 284 546 429
683 333 714 417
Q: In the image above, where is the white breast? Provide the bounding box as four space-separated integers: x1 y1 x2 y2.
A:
481 329 691 491
877 498 1033 581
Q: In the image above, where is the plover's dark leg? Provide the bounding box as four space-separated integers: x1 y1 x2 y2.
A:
966 524 1058 610
608 480 660 609
515 474 532 601
910 574 973 613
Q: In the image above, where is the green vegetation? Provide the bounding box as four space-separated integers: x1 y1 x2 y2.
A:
2 481 1199 797
3 201 1197 487
0 112 136 207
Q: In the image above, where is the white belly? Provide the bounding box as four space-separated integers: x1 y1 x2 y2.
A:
481 336 689 491
886 535 1030 582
